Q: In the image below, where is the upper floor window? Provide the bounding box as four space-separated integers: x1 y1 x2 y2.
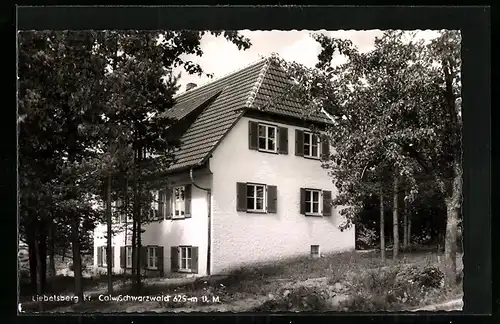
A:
236 182 278 214
303 132 320 158
295 130 330 160
173 186 186 219
248 121 289 155
258 124 277 152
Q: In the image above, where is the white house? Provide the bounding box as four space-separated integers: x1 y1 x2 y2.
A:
93 57 355 277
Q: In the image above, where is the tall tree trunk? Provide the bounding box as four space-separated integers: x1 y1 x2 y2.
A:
71 215 84 303
403 189 408 249
407 211 412 249
34 228 44 311
39 231 47 293
134 148 142 293
48 217 56 279
444 161 462 285
106 174 113 294
62 246 66 262
379 188 385 261
27 221 38 291
392 175 399 260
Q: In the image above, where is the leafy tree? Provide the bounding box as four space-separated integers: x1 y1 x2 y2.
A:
18 29 253 298
268 30 462 282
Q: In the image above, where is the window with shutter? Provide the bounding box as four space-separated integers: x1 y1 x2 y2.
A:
178 246 195 272
150 190 160 221
125 246 133 268
172 186 186 219
246 183 267 212
146 246 158 269
257 124 278 153
303 188 323 216
303 131 321 159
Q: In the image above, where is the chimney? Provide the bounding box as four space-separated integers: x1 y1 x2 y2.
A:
186 83 197 91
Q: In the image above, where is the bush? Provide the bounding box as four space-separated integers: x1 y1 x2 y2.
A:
253 286 330 312
343 264 446 311
415 265 444 289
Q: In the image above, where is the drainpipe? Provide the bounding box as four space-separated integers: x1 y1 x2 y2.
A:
189 168 212 276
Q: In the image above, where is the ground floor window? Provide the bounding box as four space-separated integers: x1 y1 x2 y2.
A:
98 246 107 266
125 246 132 268
147 246 158 269
179 246 192 271
311 245 320 258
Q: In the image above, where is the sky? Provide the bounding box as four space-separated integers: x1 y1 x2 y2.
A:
174 29 442 94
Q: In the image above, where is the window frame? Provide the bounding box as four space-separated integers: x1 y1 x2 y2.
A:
146 246 158 270
125 246 133 269
303 131 321 159
172 186 186 219
246 183 267 213
305 189 322 216
311 245 320 258
178 246 193 272
257 123 278 153
99 246 107 267
149 190 160 221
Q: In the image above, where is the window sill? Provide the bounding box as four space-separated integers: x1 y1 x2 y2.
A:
258 148 278 154
303 155 321 160
177 269 193 273
146 267 159 271
246 210 267 214
305 213 323 217
171 216 189 221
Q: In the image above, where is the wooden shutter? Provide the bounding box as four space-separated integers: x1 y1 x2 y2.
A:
165 188 172 219
295 130 304 156
236 182 247 211
97 247 102 267
158 190 165 220
112 246 115 268
248 121 258 150
158 246 164 277
322 190 332 216
184 184 192 218
267 185 278 213
140 246 147 269
300 188 306 214
120 247 126 268
191 246 199 274
321 134 330 160
278 127 288 154
170 246 179 272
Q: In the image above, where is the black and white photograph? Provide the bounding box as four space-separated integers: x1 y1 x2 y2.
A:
18 27 464 313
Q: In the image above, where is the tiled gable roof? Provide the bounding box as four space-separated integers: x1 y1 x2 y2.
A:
165 57 332 173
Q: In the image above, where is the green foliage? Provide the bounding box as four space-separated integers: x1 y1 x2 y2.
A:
269 30 462 231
